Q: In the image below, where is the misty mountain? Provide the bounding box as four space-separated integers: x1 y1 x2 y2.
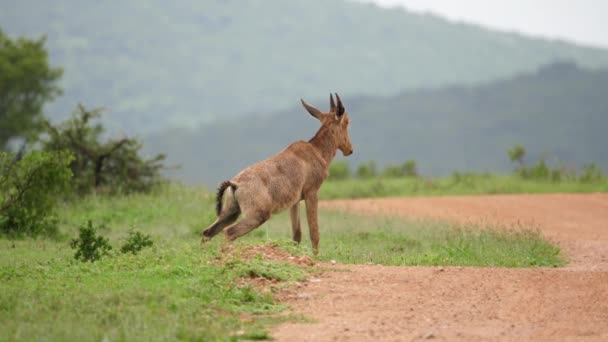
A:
144 62 608 185
2 0 608 134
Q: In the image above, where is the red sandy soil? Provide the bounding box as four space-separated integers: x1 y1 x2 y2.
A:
272 193 608 341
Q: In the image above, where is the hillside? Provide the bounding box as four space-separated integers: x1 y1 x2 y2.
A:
144 62 608 184
2 0 608 133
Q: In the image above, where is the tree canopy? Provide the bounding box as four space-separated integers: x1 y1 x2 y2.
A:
0 30 62 150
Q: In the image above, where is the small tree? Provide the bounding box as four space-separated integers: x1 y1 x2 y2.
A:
508 144 526 168
0 150 73 237
0 30 62 150
42 104 166 194
70 221 112 262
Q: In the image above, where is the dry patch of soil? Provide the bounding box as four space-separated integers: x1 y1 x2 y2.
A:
220 243 315 267
272 193 608 341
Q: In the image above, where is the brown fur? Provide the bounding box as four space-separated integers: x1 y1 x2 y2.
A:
201 93 353 254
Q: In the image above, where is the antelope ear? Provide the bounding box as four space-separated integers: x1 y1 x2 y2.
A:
335 93 345 117
301 99 323 120
330 93 336 112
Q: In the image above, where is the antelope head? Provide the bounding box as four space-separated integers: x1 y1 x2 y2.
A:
301 93 353 156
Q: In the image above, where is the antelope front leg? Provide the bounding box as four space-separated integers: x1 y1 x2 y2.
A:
290 202 302 243
304 194 320 255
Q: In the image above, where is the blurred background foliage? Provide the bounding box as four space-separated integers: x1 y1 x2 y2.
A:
1 0 608 185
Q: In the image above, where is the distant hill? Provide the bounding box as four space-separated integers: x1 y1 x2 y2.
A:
144 62 608 185
2 0 608 134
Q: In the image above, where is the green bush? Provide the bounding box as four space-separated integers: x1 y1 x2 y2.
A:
70 220 112 262
120 230 153 255
401 160 418 177
328 160 350 180
381 160 418 178
0 150 73 238
580 163 603 183
525 160 551 180
356 160 377 179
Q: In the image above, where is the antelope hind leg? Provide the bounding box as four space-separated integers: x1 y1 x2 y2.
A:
201 211 239 243
224 211 270 241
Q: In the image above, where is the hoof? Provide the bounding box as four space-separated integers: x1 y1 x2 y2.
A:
200 230 212 244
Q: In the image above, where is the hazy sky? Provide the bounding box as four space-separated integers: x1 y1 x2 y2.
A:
360 0 608 48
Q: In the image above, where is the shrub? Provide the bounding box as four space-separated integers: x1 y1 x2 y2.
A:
518 159 551 180
328 160 350 180
356 160 377 179
120 230 153 255
0 150 73 238
381 160 418 178
401 160 418 177
580 163 603 183
70 220 112 262
381 165 402 178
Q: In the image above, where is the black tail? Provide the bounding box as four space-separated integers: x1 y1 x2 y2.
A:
216 181 237 216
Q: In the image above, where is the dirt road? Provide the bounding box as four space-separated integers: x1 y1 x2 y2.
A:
272 194 608 341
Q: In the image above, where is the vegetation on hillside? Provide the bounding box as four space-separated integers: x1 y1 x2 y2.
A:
147 62 608 184
2 1 608 132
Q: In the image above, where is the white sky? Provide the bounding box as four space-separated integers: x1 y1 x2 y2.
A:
359 0 608 48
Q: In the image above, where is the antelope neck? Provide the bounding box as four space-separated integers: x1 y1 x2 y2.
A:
309 124 337 165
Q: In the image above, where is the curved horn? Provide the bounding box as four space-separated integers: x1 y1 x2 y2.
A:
301 99 323 120
330 93 336 112
335 93 345 116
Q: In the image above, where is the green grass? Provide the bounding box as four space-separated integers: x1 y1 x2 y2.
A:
248 210 564 268
320 174 608 199
1 186 312 341
54 185 217 239
0 184 565 340
0 237 308 341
